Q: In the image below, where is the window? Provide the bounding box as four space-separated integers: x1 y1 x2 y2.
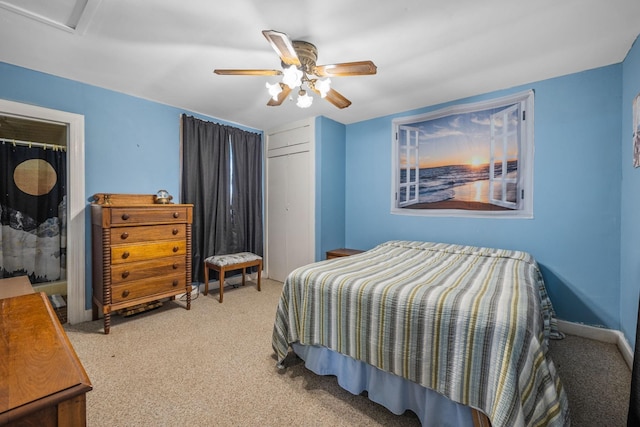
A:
391 90 534 218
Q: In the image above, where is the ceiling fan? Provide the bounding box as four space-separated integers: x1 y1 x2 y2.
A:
213 30 377 109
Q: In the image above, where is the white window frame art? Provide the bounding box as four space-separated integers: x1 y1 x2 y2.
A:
391 90 534 219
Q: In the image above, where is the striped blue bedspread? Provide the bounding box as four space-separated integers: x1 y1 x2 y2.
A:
272 240 569 427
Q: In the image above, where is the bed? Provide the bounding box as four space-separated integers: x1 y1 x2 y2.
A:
272 240 569 427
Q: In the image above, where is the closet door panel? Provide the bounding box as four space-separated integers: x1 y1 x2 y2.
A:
267 155 289 282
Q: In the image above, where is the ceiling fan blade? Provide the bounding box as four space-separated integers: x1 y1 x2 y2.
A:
262 30 301 67
324 88 352 109
314 61 377 77
267 84 292 106
310 86 352 109
213 69 282 76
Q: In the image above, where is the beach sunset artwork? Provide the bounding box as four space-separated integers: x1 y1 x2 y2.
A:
397 103 520 211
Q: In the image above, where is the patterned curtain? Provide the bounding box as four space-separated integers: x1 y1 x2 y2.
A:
0 143 67 283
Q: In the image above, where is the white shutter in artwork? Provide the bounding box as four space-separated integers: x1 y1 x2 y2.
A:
397 125 420 207
489 104 520 209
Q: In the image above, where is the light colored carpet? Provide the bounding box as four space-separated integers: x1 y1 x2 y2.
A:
65 279 419 426
549 334 631 426
64 279 630 426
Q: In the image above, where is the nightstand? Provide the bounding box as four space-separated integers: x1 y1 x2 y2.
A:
326 248 365 259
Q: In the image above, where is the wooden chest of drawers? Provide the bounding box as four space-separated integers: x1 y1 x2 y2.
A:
91 194 193 334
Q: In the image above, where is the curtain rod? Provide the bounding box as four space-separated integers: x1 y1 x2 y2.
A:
0 137 66 152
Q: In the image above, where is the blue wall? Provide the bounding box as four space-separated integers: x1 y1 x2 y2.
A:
344 65 623 329
621 36 640 346
0 62 259 308
315 116 346 261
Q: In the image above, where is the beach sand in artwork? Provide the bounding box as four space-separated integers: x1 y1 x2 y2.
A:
409 200 511 211
408 179 514 211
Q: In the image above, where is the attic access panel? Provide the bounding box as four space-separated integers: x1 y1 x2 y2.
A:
0 0 98 32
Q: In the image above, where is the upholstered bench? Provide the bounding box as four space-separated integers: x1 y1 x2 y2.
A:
203 252 262 303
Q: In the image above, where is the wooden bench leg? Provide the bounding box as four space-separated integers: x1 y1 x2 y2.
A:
203 262 210 296
204 258 262 302
257 261 262 291
219 268 225 303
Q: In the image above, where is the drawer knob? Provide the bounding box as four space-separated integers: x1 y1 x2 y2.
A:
121 213 130 220
172 228 179 235
173 212 180 218
122 251 130 259
122 290 130 298
172 280 179 287
122 271 130 278
121 232 129 240
173 263 179 269
173 246 179 252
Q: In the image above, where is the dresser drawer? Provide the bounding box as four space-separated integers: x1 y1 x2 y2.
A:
111 241 186 264
111 224 186 244
111 275 186 303
110 257 185 284
109 206 190 225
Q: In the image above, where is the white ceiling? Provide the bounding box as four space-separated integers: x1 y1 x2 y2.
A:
1 0 639 131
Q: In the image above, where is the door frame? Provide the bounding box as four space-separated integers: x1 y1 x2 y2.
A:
0 99 89 324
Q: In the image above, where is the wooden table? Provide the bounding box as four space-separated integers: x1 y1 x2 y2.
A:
0 292 92 426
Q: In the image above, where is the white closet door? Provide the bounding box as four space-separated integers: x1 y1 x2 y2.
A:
266 154 289 282
265 118 315 283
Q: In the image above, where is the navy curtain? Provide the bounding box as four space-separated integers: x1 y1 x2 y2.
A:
229 127 263 260
181 115 263 283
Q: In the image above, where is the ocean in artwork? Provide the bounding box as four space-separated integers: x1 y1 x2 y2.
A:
400 160 518 206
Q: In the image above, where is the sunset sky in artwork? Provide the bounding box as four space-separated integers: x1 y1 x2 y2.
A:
400 105 519 169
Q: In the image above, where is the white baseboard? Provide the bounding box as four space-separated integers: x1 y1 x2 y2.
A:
557 319 633 369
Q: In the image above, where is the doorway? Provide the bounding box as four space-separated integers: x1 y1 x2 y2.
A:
0 99 88 324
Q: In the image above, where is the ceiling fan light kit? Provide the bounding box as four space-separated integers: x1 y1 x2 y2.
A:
281 65 303 90
296 89 313 108
213 30 377 109
315 78 331 98
266 81 283 101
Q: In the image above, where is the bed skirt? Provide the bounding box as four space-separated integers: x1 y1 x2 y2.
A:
292 342 483 427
